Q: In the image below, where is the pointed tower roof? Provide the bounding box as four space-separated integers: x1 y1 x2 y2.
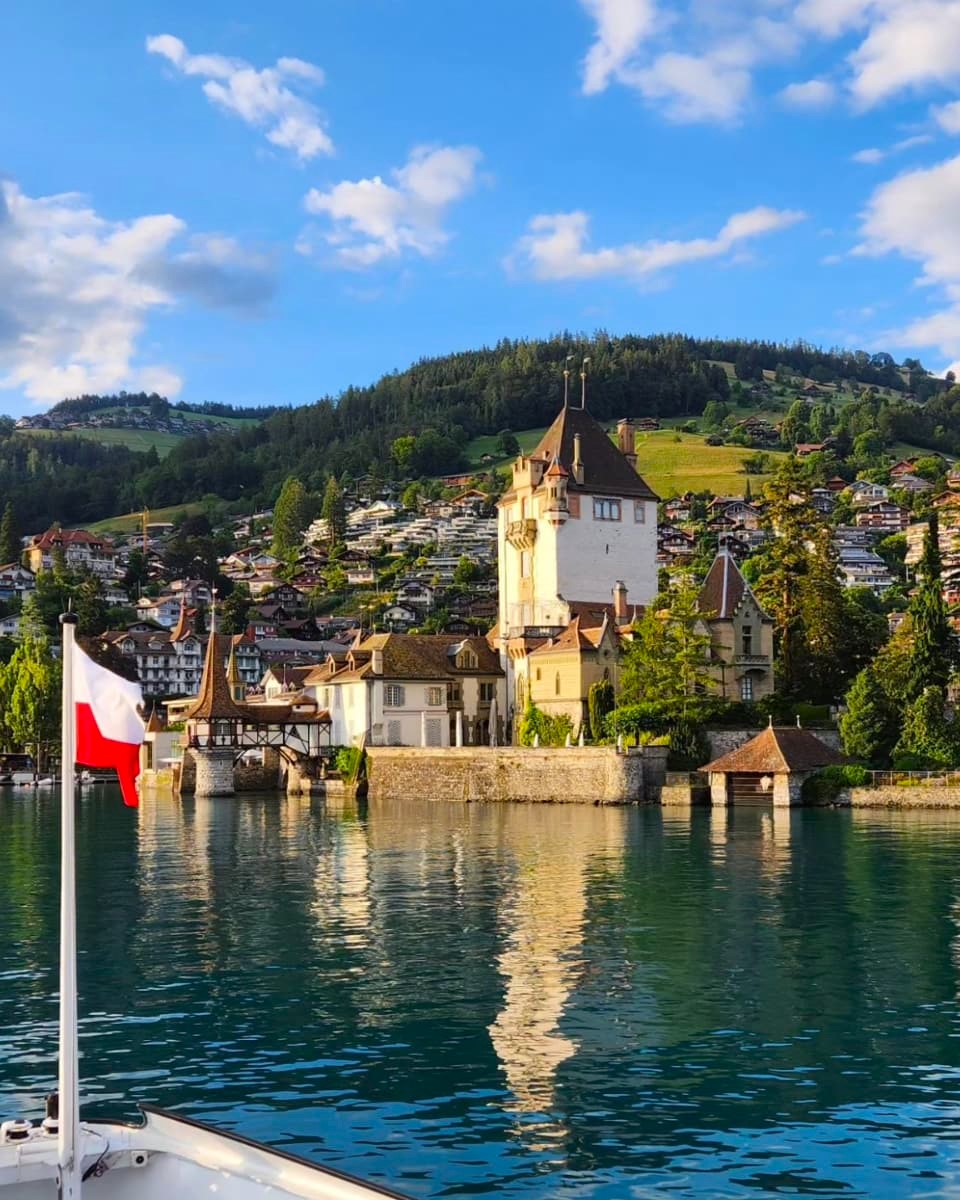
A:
170 596 194 641
183 632 247 721
545 456 568 479
145 705 162 734
698 548 769 621
529 405 658 500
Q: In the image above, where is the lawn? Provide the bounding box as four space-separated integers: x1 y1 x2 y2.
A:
18 426 184 457
464 427 548 468
17 407 261 459
633 430 787 497
88 502 210 535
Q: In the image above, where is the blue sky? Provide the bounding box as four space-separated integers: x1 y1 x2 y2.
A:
2 0 960 415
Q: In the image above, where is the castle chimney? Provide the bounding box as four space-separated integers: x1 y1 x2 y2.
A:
617 418 637 468
572 433 584 485
371 647 384 674
613 580 628 621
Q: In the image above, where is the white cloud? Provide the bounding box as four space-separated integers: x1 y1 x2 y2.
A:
848 2 960 108
626 51 751 123
303 145 482 268
0 180 274 403
857 153 960 357
578 0 960 123
852 133 934 164
780 78 836 108
581 0 659 95
934 98 960 132
509 205 805 282
146 34 332 160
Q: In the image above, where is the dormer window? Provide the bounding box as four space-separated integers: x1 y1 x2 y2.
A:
454 642 478 670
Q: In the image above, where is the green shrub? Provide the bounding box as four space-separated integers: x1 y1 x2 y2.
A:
335 746 364 780
588 679 615 742
518 701 574 748
801 764 871 803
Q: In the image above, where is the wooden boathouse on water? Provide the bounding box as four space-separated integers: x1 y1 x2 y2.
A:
703 724 844 806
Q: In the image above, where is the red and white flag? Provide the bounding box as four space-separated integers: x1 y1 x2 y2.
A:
72 643 145 806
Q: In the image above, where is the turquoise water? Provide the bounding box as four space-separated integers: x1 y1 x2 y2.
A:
3 792 960 1197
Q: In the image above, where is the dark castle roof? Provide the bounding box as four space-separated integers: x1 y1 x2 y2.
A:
529 406 658 501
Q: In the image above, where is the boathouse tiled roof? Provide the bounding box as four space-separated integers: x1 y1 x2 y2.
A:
703 726 844 775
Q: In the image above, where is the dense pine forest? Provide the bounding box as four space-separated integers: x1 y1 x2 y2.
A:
2 332 957 530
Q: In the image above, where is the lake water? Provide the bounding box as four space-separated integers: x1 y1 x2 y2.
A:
3 790 960 1197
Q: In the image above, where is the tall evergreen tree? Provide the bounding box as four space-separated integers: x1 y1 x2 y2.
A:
620 576 715 714
800 529 849 701
908 513 951 698
753 460 814 695
271 476 310 559
839 665 899 765
321 476 347 548
0 502 20 565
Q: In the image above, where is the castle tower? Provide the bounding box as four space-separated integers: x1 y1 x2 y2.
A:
496 399 658 729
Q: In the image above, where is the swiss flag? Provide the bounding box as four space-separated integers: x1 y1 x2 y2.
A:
73 643 145 806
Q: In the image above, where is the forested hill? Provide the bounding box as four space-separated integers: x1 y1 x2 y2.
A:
0 332 951 530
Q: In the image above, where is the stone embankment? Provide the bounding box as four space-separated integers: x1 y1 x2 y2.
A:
366 745 667 805
840 785 960 809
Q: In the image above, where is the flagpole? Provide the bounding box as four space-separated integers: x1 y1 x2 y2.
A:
58 612 81 1200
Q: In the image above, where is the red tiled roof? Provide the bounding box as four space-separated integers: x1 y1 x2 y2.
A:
703 726 845 773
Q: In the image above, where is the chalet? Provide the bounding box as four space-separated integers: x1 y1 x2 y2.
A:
825 476 848 493
794 442 828 458
855 501 909 533
894 473 934 494
890 458 920 477
0 563 35 601
810 488 836 515
848 481 890 506
663 495 695 522
382 604 418 629
262 582 308 610
26 527 116 577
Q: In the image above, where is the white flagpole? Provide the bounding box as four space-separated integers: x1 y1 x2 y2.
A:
58 612 81 1199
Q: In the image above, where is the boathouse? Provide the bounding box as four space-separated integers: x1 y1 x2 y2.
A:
703 725 844 806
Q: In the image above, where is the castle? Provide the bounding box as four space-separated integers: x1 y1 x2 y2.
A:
496 398 659 731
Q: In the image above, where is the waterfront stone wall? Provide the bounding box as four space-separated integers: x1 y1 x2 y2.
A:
844 785 960 808
366 746 647 805
705 727 841 759
660 771 710 806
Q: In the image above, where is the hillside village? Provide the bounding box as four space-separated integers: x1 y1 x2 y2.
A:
1 364 957 773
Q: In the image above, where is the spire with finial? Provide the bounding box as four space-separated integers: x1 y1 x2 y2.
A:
563 354 574 407
226 639 245 703
170 594 192 642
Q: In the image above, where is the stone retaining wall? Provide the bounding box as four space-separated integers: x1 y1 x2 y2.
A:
366 746 647 805
706 727 841 759
844 785 960 809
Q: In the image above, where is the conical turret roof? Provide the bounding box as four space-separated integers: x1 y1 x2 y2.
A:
183 632 247 721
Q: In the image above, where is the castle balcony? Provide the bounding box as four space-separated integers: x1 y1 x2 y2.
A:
506 519 538 550
734 654 770 668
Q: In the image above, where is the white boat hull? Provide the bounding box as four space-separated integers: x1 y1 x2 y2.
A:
0 1105 410 1199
